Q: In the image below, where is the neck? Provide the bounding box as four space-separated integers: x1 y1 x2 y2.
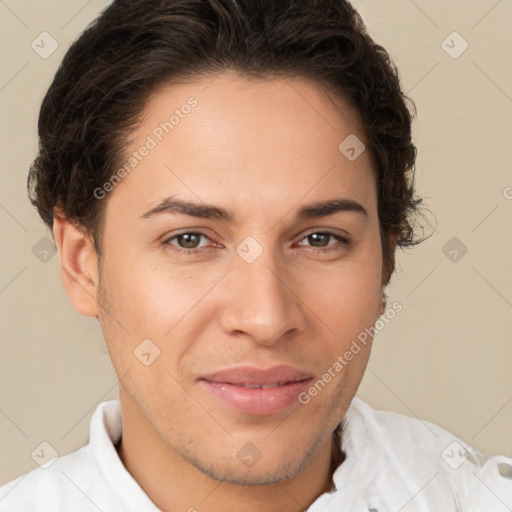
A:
116 392 343 512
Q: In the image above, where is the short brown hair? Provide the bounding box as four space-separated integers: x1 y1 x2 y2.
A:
28 0 428 286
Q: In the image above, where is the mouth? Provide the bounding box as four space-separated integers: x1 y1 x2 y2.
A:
199 365 313 416
233 382 293 389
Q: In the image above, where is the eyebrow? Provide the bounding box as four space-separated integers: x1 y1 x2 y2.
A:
140 196 368 222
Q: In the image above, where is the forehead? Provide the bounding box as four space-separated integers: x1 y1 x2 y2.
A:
138 71 367 149
106 71 376 222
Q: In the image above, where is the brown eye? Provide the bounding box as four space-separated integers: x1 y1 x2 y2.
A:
306 233 330 247
297 232 349 251
165 232 210 251
176 233 202 248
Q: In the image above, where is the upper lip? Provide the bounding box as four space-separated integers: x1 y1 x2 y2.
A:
200 365 312 386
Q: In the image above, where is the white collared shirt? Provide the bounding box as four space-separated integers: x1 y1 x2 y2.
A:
1 397 511 511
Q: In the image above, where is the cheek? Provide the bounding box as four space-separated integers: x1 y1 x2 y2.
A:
299 249 383 343
102 255 198 330
99 258 222 378
97 262 195 395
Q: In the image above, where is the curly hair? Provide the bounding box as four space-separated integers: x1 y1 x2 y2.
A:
28 0 428 286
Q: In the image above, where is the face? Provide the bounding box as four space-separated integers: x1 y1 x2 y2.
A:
95 71 384 485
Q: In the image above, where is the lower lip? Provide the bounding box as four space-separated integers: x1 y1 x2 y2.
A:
200 379 312 416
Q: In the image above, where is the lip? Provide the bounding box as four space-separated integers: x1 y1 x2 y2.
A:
199 365 313 416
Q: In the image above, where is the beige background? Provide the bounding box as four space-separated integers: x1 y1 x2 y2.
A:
1 0 511 485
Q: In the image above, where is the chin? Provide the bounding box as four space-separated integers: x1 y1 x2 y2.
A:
190 456 305 486
176 429 328 487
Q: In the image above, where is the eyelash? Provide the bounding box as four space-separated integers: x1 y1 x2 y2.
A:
163 231 350 255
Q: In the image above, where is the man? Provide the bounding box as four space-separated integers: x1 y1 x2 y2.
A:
1 0 511 510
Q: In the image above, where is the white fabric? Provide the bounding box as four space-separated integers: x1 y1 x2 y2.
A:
1 397 511 511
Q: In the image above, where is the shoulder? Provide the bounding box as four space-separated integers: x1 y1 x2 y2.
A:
342 397 512 511
348 396 466 454
0 399 126 511
0 445 111 511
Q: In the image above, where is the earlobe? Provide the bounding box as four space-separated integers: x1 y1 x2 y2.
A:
52 211 100 317
378 291 387 317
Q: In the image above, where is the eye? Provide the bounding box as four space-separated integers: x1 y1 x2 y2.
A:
162 230 350 256
164 232 212 253
296 231 349 253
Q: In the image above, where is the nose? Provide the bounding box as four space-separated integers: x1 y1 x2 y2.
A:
218 250 307 346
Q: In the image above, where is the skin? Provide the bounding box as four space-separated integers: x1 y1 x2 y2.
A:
53 70 390 512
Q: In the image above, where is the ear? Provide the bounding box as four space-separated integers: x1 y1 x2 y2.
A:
379 232 400 315
381 231 400 290
52 210 100 317
377 291 387 317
